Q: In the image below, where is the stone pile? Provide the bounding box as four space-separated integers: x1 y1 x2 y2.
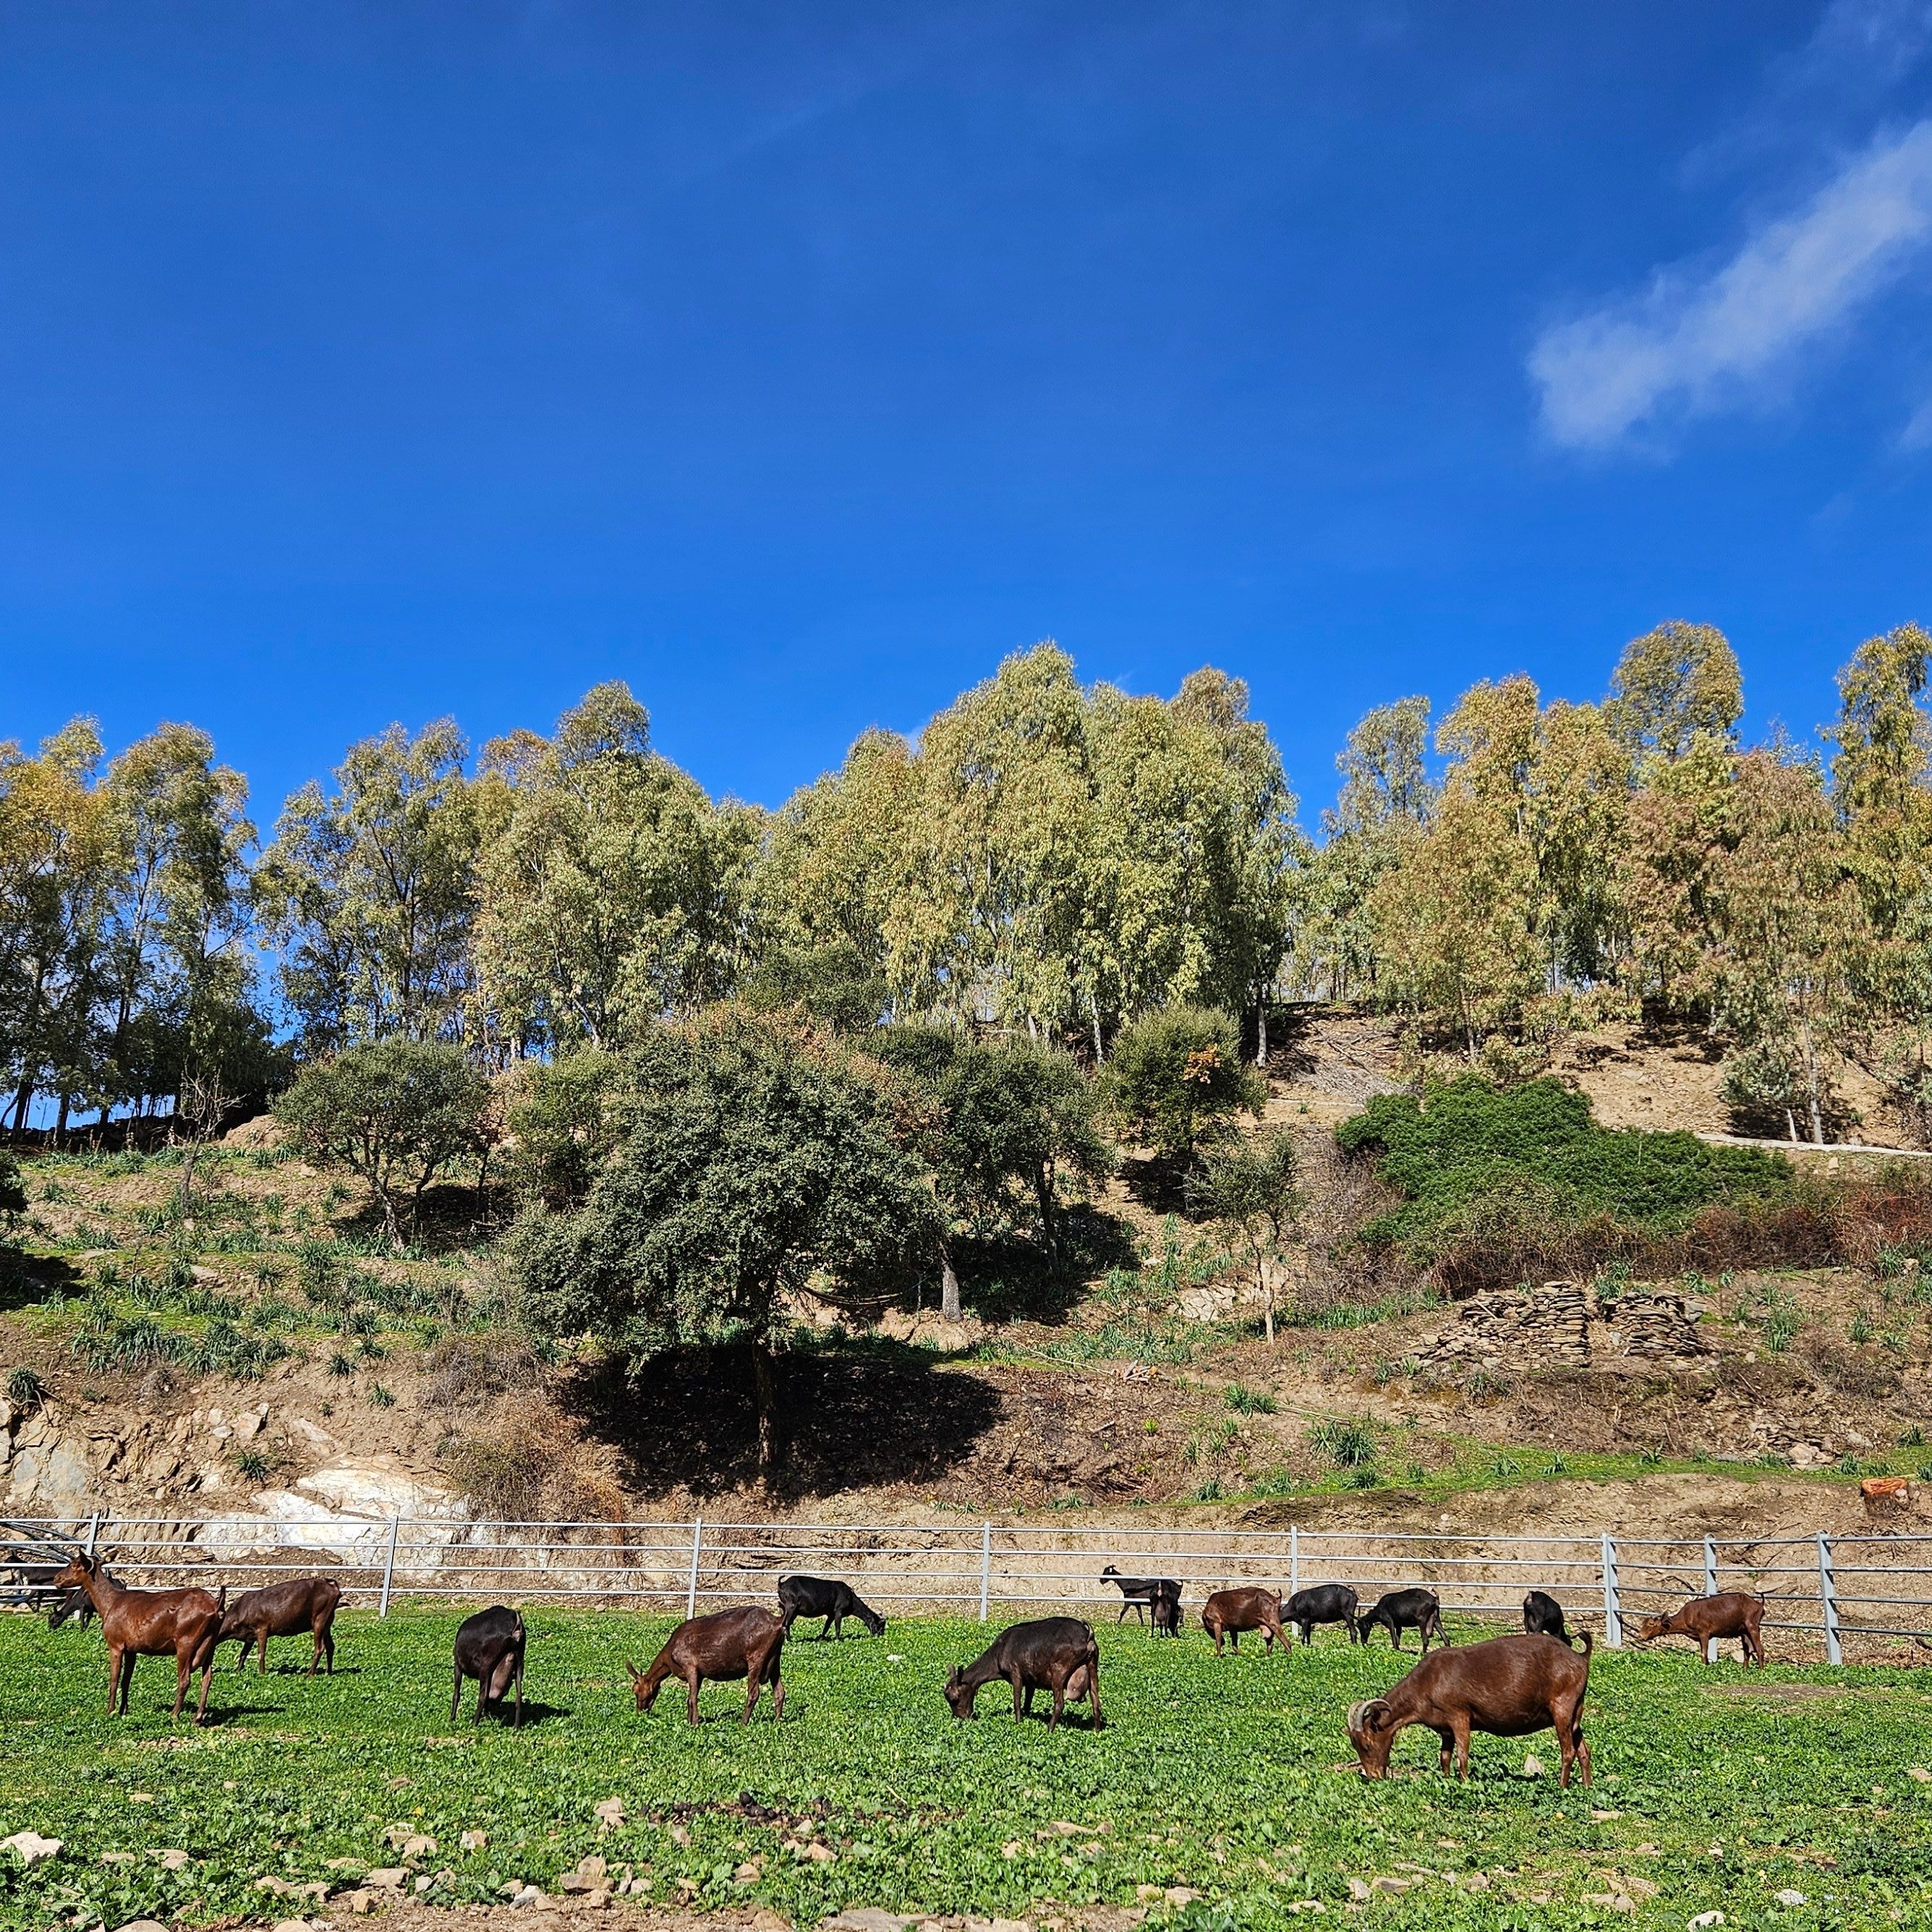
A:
1612 1292 1704 1360
1425 1280 1591 1373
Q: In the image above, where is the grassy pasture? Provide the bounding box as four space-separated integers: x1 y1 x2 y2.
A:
0 1609 1927 1931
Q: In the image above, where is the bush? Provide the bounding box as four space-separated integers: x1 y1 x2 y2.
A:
273 1039 492 1248
1104 1005 1264 1167
1336 1076 1790 1274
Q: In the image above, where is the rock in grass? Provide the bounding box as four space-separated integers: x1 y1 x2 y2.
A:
2 1833 61 1865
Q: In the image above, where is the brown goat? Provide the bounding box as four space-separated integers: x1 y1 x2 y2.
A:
1348 1632 1593 1786
1634 1591 1767 1666
217 1575 342 1676
629 1606 785 1724
51 1549 225 1724
944 1617 1103 1729
1201 1586 1289 1655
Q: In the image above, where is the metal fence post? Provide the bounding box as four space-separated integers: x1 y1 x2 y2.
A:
378 1517 400 1618
978 1523 992 1622
1703 1536 1717 1599
1601 1533 1622 1648
82 1512 101 1560
1817 1533 1842 1665
1290 1525 1300 1596
686 1518 703 1619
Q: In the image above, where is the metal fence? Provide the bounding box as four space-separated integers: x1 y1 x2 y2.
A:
6 1515 1930 1663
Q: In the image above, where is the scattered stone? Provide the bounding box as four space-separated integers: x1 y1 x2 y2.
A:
400 1834 436 1860
1165 1889 1201 1908
151 1849 190 1871
796 1840 836 1864
668 1823 691 1848
325 1857 367 1873
1370 1877 1413 1894
345 1889 375 1915
1583 1894 1635 1915
100 1852 134 1865
461 1830 490 1850
111 1922 168 1932
1776 1891 1808 1907
510 1885 546 1907
1591 1808 1623 1820
1522 1753 1546 1776
1688 1915 1727 1930
830 1912 913 1932
1 1831 61 1865
498 1883 524 1899
1908 1768 1932 1783
128 1794 153 1805
272 1920 317 1932
1285 1905 1325 1917
255 1875 294 1894
733 1861 763 1884
366 1867 408 1889
1345 1879 1373 1903
592 1798 626 1833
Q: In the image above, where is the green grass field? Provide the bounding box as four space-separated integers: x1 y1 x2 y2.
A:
1 1608 1927 1931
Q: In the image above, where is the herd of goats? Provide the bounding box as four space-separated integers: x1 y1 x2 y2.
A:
30 1547 1779 1787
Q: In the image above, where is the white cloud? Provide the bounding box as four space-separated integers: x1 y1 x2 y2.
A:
1904 391 1932 446
1531 119 1932 448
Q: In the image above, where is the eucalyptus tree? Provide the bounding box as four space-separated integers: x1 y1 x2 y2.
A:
255 719 478 1050
472 682 759 1057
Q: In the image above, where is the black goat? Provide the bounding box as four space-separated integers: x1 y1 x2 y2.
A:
1101 1565 1183 1634
1284 1582 1360 1645
1522 1589 1580 1647
778 1574 885 1639
451 1606 526 1726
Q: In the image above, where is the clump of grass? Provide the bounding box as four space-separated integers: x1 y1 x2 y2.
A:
1761 1285 1801 1353
367 1382 396 1409
6 1366 46 1410
326 1352 355 1378
1308 1418 1376 1469
1223 1381 1276 1414
232 1447 271 1483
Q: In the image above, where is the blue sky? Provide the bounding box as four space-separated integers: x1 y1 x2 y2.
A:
4 1 1931 828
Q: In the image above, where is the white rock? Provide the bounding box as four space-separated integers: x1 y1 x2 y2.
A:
1776 1891 1807 1907
1689 1915 1727 1930
112 1922 169 1932
1522 1753 1546 1776
1 1832 61 1864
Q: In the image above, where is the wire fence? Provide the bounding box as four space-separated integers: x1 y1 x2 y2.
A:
5 1514 1930 1663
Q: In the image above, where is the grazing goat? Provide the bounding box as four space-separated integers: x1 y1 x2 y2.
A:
1358 1587 1448 1652
1348 1632 1593 1786
1284 1583 1360 1646
452 1606 526 1726
944 1617 1103 1729
1101 1565 1183 1634
1201 1586 1288 1655
50 1549 225 1724
778 1574 885 1639
629 1606 786 1724
217 1575 342 1675
1521 1589 1579 1648
1634 1591 1767 1667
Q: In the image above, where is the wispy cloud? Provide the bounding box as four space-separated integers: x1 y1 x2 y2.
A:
1531 119 1932 449
1904 389 1932 446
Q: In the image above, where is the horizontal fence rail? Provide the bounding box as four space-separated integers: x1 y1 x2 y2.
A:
4 1515 1929 1661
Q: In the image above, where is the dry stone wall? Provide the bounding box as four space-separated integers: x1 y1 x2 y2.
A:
1425 1281 1707 1375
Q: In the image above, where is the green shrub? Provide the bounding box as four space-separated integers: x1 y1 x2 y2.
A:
1223 1381 1276 1414
6 1366 46 1409
1102 1005 1264 1167
1335 1075 1790 1267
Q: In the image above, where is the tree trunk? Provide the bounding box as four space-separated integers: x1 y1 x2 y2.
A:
1034 1162 1058 1260
1259 1259 1274 1346
752 1343 782 1489
940 1240 961 1322
1257 995 1269 1069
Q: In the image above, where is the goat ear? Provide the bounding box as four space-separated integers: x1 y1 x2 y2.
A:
626 1661 642 1682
